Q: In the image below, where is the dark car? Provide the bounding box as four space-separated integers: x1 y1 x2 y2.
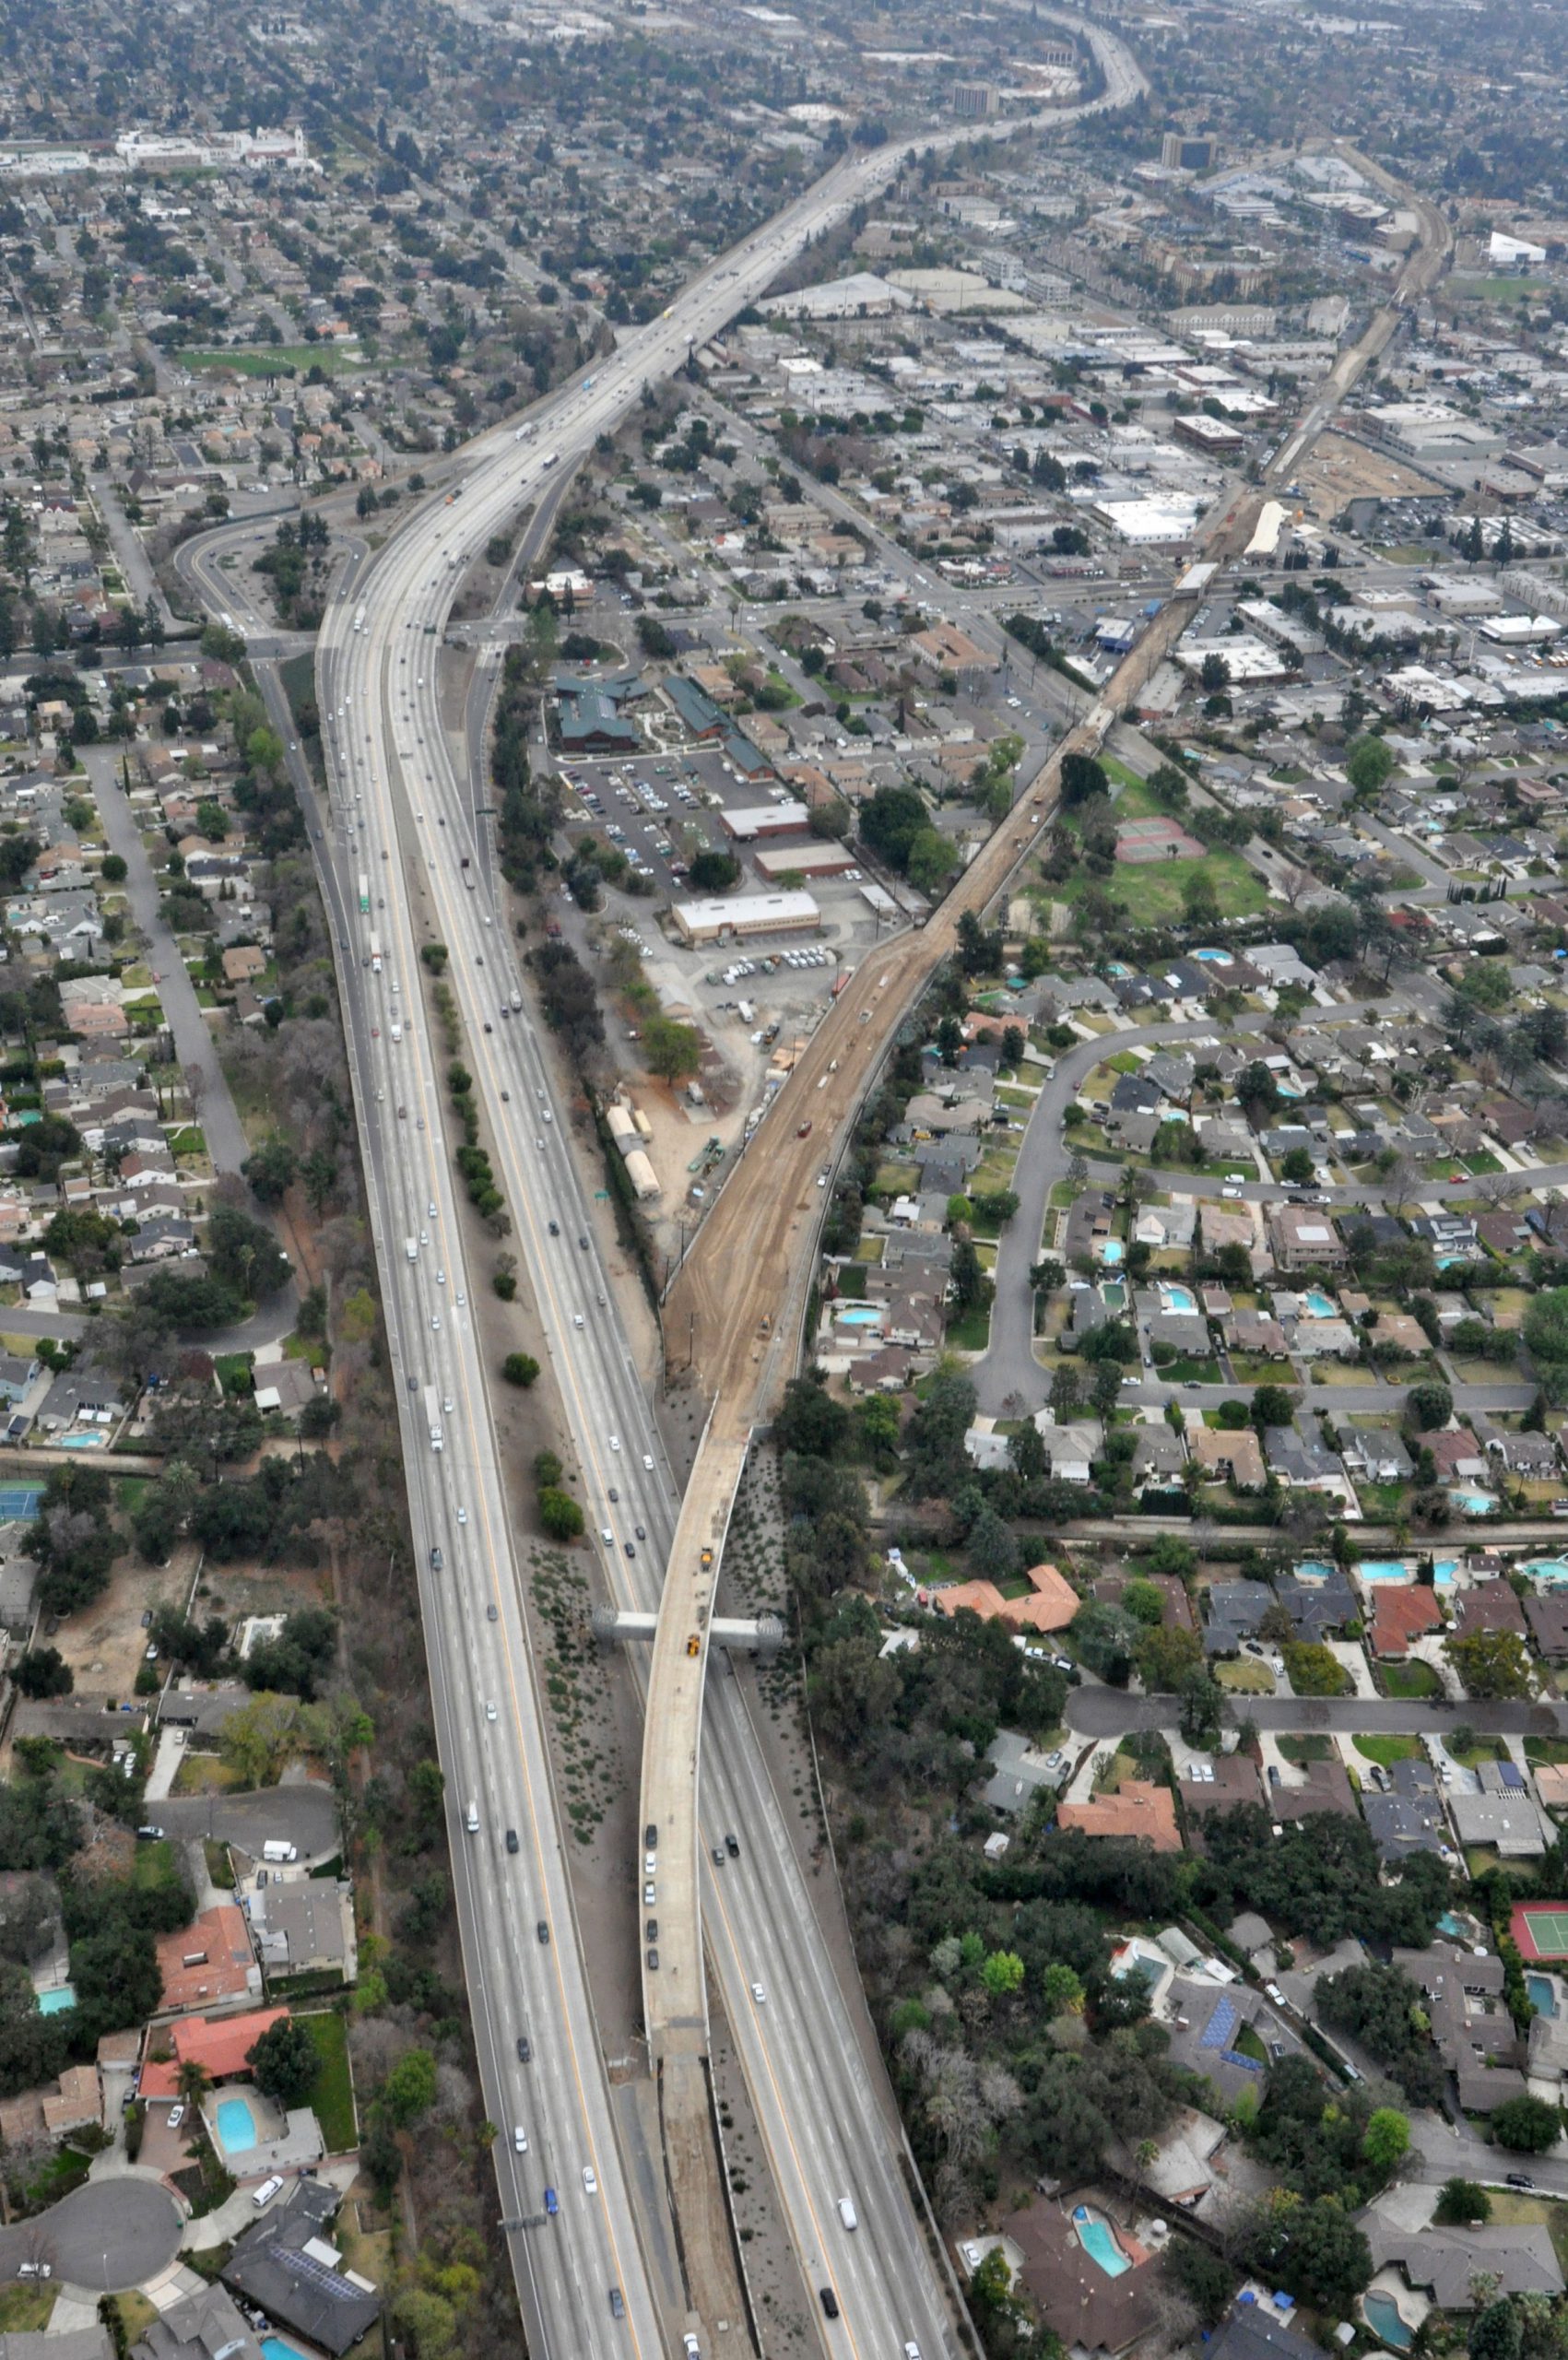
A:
430 1547 443 1572
1508 2173 1536 2189
725 1832 739 1858
544 2187 558 2216
516 2036 532 2064
536 1920 550 1944
644 1823 658 1850
646 1947 659 1970
579 1235 589 1250
635 1524 646 1540
625 1541 636 1559
548 1221 560 1236
505 1828 519 1855
608 2290 625 2320
819 2289 840 2320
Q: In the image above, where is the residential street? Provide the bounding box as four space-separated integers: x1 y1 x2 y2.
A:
1065 1689 1568 1736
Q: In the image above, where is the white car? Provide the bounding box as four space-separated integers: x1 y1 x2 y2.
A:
513 2125 528 2153
486 1702 497 1723
583 2165 598 2195
455 1292 466 1308
751 1982 766 2005
430 1313 441 1330
609 1435 620 1452
457 1507 468 1526
643 1453 654 1472
169 2105 185 2130
436 1268 446 1286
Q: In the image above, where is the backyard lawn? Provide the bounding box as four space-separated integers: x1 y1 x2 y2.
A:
301 2012 357 2153
1380 1660 1442 1699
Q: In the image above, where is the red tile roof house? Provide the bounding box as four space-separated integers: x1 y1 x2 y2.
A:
139 2005 289 2101
1370 1585 1444 1660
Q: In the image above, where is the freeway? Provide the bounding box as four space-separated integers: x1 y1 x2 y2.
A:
293 20 1151 2360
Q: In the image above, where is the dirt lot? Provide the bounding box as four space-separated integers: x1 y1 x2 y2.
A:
50 1539 197 1699
1296 428 1447 510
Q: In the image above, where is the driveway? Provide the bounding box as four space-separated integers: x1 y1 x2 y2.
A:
155 1780 340 1863
1 2177 180 2291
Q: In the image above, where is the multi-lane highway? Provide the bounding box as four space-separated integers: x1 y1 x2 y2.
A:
186 24 1153 2360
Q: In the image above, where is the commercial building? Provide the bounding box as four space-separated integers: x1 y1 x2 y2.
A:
719 800 811 842
1161 131 1220 171
672 890 821 946
753 841 856 880
951 81 999 118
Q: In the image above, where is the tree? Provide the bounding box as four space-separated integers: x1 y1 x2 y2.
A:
249 2015 320 2108
1049 1363 1081 1416
537 1487 584 1540
1251 1384 1295 1433
1138 1622 1202 1693
1346 737 1396 796
688 849 739 893
1362 2107 1410 2177
1281 1641 1351 1697
1404 1381 1454 1433
642 1013 702 1083
1182 871 1220 929
980 1950 1025 1998
1072 1600 1138 1685
1237 1061 1279 1119
1490 2093 1561 2153
775 1369 850 1459
1060 753 1108 808
242 1135 296 1204
1241 2193 1372 2312
1434 2177 1491 2225
1199 652 1231 694
383 2047 438 2127
858 785 930 869
502 1353 539 1386
968 1508 1019 1586
1177 1667 1225 1747
11 1648 71 1700
1163 2238 1237 2330
1447 1629 1537 1701
1471 2300 1523 2360
907 829 958 897
1525 1291 1568 1400
1122 1579 1165 1628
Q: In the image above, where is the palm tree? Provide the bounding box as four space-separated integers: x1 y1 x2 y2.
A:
175 2059 210 2113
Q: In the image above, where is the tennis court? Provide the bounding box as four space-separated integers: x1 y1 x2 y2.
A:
0 1486 41 1523
1513 1903 1568 1960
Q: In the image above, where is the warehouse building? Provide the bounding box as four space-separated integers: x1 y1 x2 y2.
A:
754 842 857 880
672 891 822 946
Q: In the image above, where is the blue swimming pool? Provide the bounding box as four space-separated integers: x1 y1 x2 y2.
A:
1073 2206 1130 2279
262 2340 310 2360
1434 1560 1458 1585
1161 1284 1197 1314
1357 1561 1410 1584
1528 1974 1559 2017
834 1306 882 1326
1296 1560 1335 1582
1099 1241 1125 1266
1362 2293 1414 2351
1302 1288 1337 1318
1453 1491 1498 1516
1438 1911 1469 1938
36 1986 75 2016
1523 1561 1568 1585
216 2097 257 2155
1193 949 1233 965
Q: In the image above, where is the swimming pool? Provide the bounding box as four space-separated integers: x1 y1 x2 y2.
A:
1099 1241 1125 1267
1438 1911 1470 1938
1301 1288 1337 1318
1434 1560 1458 1585
1102 1280 1127 1312
55 1432 107 1450
36 1986 75 2016
1453 1491 1498 1516
1357 1561 1410 1584
1073 2205 1130 2279
216 2097 258 2155
1362 2293 1414 2351
834 1306 882 1326
1161 1284 1198 1314
1296 1560 1335 1582
262 2340 310 2360
1528 1974 1559 2017
1522 1561 1568 1585
1192 949 1233 965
